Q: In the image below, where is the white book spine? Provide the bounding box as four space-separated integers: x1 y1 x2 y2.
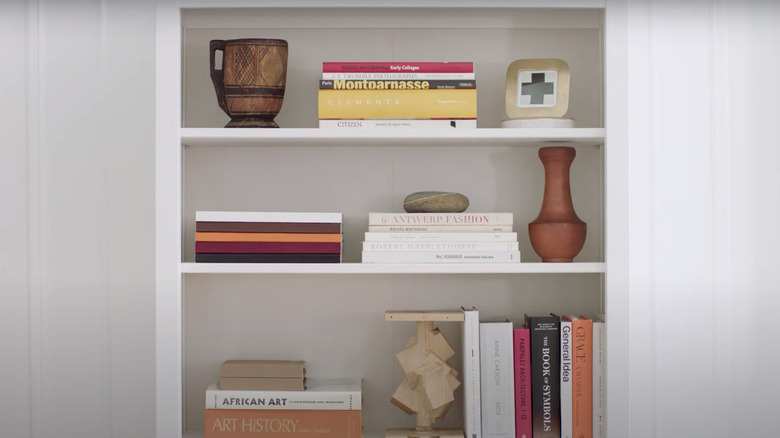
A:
322 72 476 80
195 211 343 223
361 250 520 264
479 321 516 438
560 319 573 438
205 381 362 410
367 225 514 233
592 320 606 438
364 232 518 242
362 241 518 252
319 119 477 129
462 307 482 438
368 212 513 226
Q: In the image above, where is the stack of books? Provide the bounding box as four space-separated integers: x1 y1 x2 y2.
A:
318 61 477 129
361 212 520 263
195 211 343 263
205 360 363 438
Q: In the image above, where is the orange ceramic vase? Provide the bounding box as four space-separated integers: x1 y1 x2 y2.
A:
528 146 587 262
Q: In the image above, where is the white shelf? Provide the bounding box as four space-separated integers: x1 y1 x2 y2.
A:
181 262 605 274
180 127 605 147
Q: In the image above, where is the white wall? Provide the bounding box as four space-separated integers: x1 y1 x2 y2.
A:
0 1 157 437
1 0 779 437
625 0 780 437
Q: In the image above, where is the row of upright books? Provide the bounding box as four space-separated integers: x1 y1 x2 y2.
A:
195 211 343 263
362 212 521 263
204 359 362 438
462 308 606 438
318 61 477 128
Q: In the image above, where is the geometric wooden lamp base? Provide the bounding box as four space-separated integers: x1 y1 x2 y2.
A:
385 311 465 438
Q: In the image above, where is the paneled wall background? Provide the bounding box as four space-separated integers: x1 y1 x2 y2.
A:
1 0 778 437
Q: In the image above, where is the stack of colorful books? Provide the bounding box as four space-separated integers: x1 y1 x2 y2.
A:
205 360 363 438
361 212 520 263
318 61 477 129
195 211 343 263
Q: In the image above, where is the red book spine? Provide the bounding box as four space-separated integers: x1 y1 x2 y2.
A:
195 241 341 254
322 62 473 73
513 327 532 438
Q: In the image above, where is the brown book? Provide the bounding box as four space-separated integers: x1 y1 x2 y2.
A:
196 221 342 234
219 377 306 391
220 360 306 378
204 409 361 438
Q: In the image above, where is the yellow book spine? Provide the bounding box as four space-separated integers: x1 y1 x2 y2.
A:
318 88 477 119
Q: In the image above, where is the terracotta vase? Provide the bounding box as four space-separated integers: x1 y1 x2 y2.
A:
528 146 587 262
210 39 288 128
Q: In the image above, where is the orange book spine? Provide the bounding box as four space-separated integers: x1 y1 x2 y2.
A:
204 409 361 438
196 232 342 243
571 316 593 438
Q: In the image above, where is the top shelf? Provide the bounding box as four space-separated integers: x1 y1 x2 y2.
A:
180 127 605 147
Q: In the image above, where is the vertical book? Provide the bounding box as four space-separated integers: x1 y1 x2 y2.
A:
513 326 532 438
564 315 593 438
479 319 516 438
525 314 561 438
592 317 606 438
558 315 573 438
462 307 482 438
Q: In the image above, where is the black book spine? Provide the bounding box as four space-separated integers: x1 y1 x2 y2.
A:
526 315 561 438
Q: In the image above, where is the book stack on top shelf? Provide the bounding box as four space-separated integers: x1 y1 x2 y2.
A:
362 212 520 263
205 360 362 438
195 211 343 263
318 61 477 129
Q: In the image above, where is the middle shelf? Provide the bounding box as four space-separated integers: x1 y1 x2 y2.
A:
181 262 606 274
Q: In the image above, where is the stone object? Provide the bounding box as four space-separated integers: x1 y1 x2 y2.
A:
210 38 288 128
403 192 469 213
528 147 587 262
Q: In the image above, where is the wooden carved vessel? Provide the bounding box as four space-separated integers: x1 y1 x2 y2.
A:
210 38 288 128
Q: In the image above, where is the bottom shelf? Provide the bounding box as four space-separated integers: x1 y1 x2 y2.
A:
181 262 605 274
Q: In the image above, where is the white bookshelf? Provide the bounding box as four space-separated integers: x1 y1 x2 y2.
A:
181 262 606 275
157 2 628 438
181 128 606 147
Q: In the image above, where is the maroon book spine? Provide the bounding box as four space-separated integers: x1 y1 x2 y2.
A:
196 222 342 234
322 61 473 73
195 241 341 254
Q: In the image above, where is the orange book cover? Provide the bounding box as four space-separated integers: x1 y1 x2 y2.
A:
564 315 593 438
196 232 342 243
204 409 361 438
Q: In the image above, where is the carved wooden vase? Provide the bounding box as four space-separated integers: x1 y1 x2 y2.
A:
528 146 586 262
210 38 288 128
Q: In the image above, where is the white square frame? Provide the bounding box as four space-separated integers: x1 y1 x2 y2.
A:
505 58 570 119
